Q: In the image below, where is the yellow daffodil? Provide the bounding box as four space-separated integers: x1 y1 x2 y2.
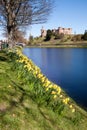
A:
69 105 73 108
72 108 75 113
53 95 57 99
48 84 53 88
53 84 58 89
46 88 49 91
57 89 61 95
63 98 70 105
37 73 43 78
8 85 11 88
51 91 56 95
41 77 46 83
60 95 63 98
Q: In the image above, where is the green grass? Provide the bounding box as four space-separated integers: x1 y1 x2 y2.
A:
0 49 87 130
27 38 87 48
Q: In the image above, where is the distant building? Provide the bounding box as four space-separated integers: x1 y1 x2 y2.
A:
57 27 72 35
41 27 47 37
41 27 72 37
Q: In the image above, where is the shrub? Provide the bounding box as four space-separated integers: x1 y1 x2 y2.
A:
45 29 52 41
82 32 87 40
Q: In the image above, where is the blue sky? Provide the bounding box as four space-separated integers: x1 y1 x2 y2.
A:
0 0 87 40
26 0 87 39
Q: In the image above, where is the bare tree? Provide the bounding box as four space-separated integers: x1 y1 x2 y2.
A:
0 0 53 47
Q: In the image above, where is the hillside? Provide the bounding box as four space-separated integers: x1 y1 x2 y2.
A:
0 48 87 130
28 35 87 48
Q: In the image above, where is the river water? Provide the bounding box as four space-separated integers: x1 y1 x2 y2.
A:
23 48 87 110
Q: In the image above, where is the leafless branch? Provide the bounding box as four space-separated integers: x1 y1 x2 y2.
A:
0 0 53 45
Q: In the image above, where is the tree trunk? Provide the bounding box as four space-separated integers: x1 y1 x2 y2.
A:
7 26 15 48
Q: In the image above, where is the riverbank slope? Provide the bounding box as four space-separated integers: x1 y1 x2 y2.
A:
0 49 87 130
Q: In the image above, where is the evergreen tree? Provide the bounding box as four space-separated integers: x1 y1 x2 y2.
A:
45 29 52 41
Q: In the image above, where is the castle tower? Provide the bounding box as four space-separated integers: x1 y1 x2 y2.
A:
58 27 72 34
41 26 47 37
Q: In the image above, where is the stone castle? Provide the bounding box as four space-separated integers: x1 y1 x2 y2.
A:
41 27 72 37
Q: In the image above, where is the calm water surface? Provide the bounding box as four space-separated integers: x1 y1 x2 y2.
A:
23 48 87 109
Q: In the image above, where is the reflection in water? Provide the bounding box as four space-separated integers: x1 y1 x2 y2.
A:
23 48 87 109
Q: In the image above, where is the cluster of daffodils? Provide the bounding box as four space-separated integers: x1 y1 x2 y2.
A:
16 50 75 113
16 50 41 74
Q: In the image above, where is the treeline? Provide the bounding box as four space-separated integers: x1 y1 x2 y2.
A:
28 30 87 45
44 29 87 42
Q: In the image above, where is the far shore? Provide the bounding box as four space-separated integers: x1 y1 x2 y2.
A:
27 41 87 48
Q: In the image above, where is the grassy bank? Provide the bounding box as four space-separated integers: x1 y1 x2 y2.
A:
27 44 87 48
0 48 87 130
28 38 87 48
